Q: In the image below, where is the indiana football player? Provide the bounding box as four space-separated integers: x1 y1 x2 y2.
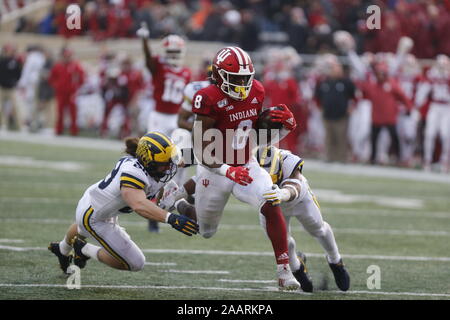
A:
137 23 192 232
191 46 300 290
48 132 198 274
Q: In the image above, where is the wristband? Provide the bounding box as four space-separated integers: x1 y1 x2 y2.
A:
165 212 172 224
283 185 299 201
218 164 231 176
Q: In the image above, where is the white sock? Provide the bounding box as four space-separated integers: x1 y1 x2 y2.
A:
316 222 341 264
287 236 301 272
81 243 101 261
59 236 72 256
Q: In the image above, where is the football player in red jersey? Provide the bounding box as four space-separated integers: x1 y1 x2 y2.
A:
191 46 301 290
137 23 192 232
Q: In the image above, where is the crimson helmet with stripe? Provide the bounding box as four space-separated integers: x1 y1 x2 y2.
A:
212 46 255 101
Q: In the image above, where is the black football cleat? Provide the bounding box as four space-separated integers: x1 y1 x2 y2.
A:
148 220 160 233
48 242 72 274
328 258 350 291
72 237 90 269
293 252 313 293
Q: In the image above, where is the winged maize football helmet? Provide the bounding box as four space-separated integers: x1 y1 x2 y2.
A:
136 132 180 183
255 145 284 185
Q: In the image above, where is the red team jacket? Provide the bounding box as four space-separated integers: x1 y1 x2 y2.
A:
192 79 265 166
151 56 191 114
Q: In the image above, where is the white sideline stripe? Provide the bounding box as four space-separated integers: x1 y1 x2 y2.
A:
0 197 77 204
219 279 275 284
2 244 450 262
0 283 449 298
0 156 89 172
0 239 24 243
144 262 177 266
159 270 230 275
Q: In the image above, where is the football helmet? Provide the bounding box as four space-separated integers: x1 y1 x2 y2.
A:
162 34 186 67
255 145 283 184
212 46 255 101
136 132 180 183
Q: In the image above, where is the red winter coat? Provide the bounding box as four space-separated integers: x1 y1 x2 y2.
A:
358 78 412 126
49 60 85 95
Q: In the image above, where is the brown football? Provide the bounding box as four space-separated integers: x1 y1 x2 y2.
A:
256 106 283 130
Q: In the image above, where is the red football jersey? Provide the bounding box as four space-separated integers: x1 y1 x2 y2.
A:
192 79 265 166
151 56 191 114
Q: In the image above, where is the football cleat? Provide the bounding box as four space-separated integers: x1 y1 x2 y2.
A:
72 237 90 269
48 242 72 274
277 264 300 291
148 220 160 233
328 258 350 291
293 252 313 293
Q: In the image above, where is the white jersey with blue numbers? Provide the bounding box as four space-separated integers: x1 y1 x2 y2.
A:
181 80 211 113
82 156 165 221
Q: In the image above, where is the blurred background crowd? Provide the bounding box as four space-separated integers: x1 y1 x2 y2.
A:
0 0 449 172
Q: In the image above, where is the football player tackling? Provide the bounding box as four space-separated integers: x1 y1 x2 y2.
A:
48 132 198 273
191 46 300 290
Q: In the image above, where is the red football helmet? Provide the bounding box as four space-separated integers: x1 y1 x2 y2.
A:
212 46 255 101
162 34 186 67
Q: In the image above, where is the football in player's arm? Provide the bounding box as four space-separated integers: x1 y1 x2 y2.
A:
49 133 198 274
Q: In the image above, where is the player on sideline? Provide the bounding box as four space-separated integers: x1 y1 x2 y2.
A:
48 132 199 273
191 46 301 290
137 23 192 232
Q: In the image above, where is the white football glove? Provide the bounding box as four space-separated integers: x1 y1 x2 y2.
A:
136 22 150 39
159 181 188 211
262 185 291 205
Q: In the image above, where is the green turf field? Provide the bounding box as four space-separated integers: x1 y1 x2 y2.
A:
1 134 449 300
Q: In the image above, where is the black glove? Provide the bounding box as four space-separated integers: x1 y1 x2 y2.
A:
167 213 199 236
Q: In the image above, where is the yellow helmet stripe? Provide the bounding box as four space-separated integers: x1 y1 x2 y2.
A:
149 132 172 148
141 136 164 154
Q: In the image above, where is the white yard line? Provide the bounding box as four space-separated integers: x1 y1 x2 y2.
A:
219 279 276 284
0 156 89 172
3 245 448 262
0 239 24 243
145 262 177 266
1 216 449 237
158 270 230 275
0 283 448 298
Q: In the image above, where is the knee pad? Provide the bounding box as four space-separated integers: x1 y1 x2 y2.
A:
129 252 146 272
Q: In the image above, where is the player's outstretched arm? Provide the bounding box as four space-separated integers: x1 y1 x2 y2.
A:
136 22 156 74
121 187 199 236
263 170 302 205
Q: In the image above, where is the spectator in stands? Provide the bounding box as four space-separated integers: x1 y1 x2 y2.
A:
237 9 261 52
49 47 85 136
0 44 23 131
315 54 355 163
284 7 310 54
